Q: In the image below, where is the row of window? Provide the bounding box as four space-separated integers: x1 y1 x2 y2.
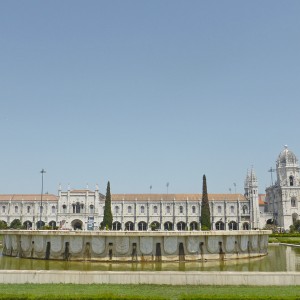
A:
113 205 190 214
111 221 250 231
61 203 94 214
2 205 56 214
113 205 249 215
1 203 250 215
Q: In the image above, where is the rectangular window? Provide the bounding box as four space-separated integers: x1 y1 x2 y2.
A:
230 206 234 214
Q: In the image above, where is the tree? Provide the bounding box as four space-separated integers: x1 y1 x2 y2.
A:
101 181 113 230
0 220 8 229
201 175 211 230
9 219 22 229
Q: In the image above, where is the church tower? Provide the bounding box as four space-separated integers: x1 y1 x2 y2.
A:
244 168 260 229
276 146 300 188
274 146 300 228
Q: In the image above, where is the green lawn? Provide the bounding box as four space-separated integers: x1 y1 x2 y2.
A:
0 284 300 300
269 236 300 244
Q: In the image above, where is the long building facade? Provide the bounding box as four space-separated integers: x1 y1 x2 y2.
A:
2 146 298 231
0 171 261 231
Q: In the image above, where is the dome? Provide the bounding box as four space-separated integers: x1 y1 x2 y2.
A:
277 146 298 165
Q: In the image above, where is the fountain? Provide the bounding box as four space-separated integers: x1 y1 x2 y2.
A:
1 230 270 262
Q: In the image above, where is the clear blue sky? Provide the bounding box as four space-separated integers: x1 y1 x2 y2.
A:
1 0 300 195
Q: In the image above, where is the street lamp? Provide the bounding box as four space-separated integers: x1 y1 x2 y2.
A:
39 169 46 229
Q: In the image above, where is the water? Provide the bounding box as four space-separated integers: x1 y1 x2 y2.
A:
0 244 300 272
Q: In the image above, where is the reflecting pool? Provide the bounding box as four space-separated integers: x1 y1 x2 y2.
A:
1 244 300 272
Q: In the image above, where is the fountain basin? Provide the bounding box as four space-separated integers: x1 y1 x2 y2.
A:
1 230 271 262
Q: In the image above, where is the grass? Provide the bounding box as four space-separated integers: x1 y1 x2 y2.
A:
0 284 300 299
268 236 300 244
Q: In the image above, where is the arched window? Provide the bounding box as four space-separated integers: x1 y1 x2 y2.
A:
190 221 198 230
292 213 298 224
27 206 31 213
62 205 67 213
228 221 238 230
15 206 18 213
217 206 222 214
242 205 248 214
112 221 121 230
128 206 132 214
90 204 95 214
153 205 158 214
177 221 186 231
115 205 119 214
150 221 160 231
192 206 196 214
49 221 56 229
125 221 134 231
51 206 55 214
138 221 148 231
243 222 250 230
179 206 183 214
166 206 170 213
2 206 6 213
291 197 297 208
140 206 145 213
215 221 224 230
164 221 173 231
290 175 294 186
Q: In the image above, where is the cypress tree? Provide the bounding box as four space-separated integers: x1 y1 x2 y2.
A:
201 175 211 230
101 181 113 230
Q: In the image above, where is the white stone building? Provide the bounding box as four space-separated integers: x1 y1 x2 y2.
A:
0 170 261 231
265 146 300 229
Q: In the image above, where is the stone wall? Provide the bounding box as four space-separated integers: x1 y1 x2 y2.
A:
1 230 270 262
0 270 299 285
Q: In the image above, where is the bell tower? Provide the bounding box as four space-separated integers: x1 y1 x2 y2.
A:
274 146 300 229
244 168 260 229
276 145 300 188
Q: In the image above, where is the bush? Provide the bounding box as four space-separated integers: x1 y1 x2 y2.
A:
0 220 8 229
9 219 22 229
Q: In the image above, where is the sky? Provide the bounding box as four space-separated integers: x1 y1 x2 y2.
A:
1 0 300 196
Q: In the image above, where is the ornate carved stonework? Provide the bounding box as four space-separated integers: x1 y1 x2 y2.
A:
206 236 219 253
164 236 177 254
70 236 83 254
91 237 105 254
140 237 153 254
115 236 129 254
51 236 63 253
187 236 199 253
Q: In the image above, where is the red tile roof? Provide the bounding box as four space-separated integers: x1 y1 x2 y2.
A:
259 194 266 205
0 194 58 201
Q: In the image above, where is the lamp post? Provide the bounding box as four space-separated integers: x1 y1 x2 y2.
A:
39 169 46 229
